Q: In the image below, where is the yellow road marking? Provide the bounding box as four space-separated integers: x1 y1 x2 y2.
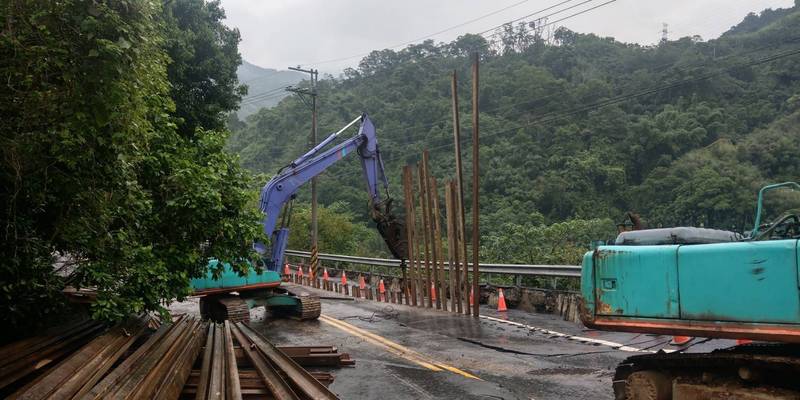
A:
319 314 481 380
433 363 481 380
319 315 442 371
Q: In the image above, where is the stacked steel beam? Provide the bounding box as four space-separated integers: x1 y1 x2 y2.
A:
0 319 106 394
227 323 340 400
1 315 350 400
84 315 205 399
194 321 241 399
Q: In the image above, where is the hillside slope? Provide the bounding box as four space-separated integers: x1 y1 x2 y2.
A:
228 4 800 251
237 61 303 119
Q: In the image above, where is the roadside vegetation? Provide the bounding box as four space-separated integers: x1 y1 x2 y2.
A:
0 0 263 338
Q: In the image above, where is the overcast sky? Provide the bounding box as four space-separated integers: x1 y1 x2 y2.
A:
219 0 794 73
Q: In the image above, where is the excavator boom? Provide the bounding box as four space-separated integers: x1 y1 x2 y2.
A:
256 114 406 270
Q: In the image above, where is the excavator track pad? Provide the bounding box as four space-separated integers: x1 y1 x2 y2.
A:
293 295 322 321
200 295 251 324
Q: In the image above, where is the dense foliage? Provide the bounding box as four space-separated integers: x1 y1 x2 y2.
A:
162 0 245 135
230 4 800 263
286 202 374 257
0 0 261 337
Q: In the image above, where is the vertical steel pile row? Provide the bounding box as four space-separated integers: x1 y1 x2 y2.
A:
399 55 481 316
283 55 482 317
400 150 472 315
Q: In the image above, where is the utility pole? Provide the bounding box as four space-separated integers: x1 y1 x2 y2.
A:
471 53 480 318
287 66 319 286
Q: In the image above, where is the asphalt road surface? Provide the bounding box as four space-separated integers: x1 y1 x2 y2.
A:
171 285 733 400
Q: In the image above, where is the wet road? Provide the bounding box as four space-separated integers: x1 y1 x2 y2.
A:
172 285 733 400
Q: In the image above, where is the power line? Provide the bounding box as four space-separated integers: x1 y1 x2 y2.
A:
527 0 617 36
297 0 582 67
238 0 614 113
250 0 743 171
240 94 289 107
394 0 536 44
240 70 283 84
477 0 598 36
243 89 286 99
240 95 288 108
240 87 293 105
240 87 286 102
239 5 799 191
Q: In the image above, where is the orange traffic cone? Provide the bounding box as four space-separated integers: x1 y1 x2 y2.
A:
297 265 304 278
736 339 753 345
671 336 692 345
430 282 437 301
358 275 366 298
497 288 508 312
379 279 386 302
323 268 329 281
283 263 290 276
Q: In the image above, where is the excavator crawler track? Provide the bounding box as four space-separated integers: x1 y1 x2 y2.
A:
614 343 800 399
293 295 321 321
199 295 251 324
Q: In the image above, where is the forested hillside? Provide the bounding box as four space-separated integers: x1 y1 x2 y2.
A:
229 4 800 261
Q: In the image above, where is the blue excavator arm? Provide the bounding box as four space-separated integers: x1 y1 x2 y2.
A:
255 114 406 271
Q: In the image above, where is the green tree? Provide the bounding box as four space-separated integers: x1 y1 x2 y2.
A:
0 0 262 337
162 0 246 135
287 202 372 256
482 219 616 265
635 141 763 229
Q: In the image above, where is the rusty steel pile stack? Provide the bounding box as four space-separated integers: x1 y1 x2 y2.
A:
1 315 352 399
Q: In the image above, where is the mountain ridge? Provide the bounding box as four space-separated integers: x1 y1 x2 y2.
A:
236 60 304 119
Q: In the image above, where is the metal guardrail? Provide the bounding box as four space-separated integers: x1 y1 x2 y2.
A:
284 250 582 278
